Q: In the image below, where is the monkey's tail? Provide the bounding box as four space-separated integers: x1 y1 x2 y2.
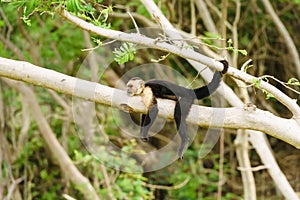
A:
194 60 228 99
219 60 229 74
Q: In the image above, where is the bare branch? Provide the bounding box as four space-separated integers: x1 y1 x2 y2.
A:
0 57 299 149
56 8 300 118
194 0 218 34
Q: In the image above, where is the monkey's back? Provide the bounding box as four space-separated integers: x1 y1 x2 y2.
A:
145 80 195 100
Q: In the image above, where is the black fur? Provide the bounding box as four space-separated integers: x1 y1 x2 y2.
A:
140 60 228 159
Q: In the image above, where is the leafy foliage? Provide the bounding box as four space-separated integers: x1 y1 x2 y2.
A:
8 0 112 28
253 78 276 100
65 0 84 13
287 77 300 86
227 39 247 56
0 0 299 199
113 43 136 64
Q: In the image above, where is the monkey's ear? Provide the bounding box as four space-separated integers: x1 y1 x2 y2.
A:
135 81 145 95
140 81 145 89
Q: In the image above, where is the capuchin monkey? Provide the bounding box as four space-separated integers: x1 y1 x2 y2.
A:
126 60 228 159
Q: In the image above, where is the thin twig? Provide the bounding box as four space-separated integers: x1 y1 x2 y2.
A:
261 75 300 95
150 52 170 62
4 176 24 200
190 0 196 35
185 67 209 88
127 12 140 34
238 165 269 172
241 59 253 72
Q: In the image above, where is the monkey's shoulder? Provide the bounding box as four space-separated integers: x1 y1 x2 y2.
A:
141 86 155 108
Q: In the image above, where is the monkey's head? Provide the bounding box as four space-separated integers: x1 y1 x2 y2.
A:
126 77 145 96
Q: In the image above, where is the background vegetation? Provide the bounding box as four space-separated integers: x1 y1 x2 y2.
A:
0 0 299 199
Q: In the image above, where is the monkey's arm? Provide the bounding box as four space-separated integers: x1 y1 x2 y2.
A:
140 87 158 141
140 104 158 141
174 97 195 159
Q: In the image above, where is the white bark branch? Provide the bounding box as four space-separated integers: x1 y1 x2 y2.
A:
194 0 218 34
0 57 299 149
54 4 300 199
135 2 300 197
235 130 256 200
56 9 300 118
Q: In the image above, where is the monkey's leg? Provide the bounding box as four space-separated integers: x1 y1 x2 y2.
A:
140 103 158 141
174 98 193 159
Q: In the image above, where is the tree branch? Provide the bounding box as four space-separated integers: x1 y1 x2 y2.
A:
136 2 299 199
0 57 299 149
56 8 300 118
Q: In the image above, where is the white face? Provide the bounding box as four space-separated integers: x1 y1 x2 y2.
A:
126 78 145 96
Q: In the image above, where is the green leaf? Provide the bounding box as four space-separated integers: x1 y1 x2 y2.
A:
66 0 83 13
254 78 261 88
203 32 222 40
287 77 300 86
227 38 233 46
243 64 253 72
238 49 248 56
113 43 136 64
262 89 275 100
40 169 48 180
